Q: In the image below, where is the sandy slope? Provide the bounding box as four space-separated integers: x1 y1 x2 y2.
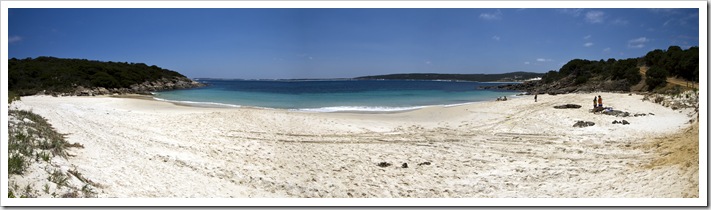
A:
9 93 698 198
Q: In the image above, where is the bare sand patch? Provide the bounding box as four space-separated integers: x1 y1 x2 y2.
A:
9 93 698 198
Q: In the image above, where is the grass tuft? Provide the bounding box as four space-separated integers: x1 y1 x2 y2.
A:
61 191 79 198
39 151 51 162
48 169 69 187
43 184 50 194
8 154 26 175
68 169 91 185
81 184 97 198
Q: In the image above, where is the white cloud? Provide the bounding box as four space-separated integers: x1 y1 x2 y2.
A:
524 61 530 65
8 35 22 44
611 18 629 25
479 9 502 20
585 11 605 23
425 61 432 65
584 42 594 47
558 9 584 17
492 35 500 41
603 47 611 53
663 19 674 26
583 35 591 40
628 37 650 48
536 58 552 62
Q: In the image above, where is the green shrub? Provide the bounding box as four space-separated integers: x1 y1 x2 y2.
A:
8 91 20 104
624 67 642 85
90 71 121 88
574 75 589 85
542 70 560 84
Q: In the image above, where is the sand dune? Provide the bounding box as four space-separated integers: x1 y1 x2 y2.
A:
9 92 698 198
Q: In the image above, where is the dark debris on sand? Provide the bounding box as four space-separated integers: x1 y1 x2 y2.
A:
554 104 582 109
573 121 595 128
377 162 392 167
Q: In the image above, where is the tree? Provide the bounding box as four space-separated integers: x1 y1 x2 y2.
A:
643 49 664 67
662 46 683 76
642 46 698 83
624 67 641 85
679 46 699 81
91 71 120 88
645 66 668 90
559 59 592 76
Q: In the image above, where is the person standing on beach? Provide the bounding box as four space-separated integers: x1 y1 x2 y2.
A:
594 96 597 108
598 95 603 107
534 94 538 102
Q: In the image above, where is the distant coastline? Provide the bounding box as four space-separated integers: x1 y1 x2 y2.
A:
193 72 545 83
354 72 545 82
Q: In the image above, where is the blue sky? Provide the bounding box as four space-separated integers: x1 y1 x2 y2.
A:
8 8 700 79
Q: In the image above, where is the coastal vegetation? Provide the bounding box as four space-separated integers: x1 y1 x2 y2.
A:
642 46 699 82
8 56 203 96
8 109 98 198
541 57 642 87
493 46 699 94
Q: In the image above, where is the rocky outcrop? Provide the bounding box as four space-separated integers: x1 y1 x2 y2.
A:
58 77 205 96
554 104 582 109
573 121 595 128
603 110 631 117
642 91 699 112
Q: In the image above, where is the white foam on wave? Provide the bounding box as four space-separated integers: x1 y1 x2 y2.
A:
152 97 242 108
295 106 427 113
442 102 476 107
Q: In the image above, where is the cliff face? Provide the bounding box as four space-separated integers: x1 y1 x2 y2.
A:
56 77 206 96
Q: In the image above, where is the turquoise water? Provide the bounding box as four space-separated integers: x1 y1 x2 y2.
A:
152 79 521 112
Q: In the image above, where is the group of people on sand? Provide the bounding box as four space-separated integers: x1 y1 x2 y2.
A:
593 95 603 109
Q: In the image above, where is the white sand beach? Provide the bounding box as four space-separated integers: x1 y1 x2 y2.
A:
8 93 699 198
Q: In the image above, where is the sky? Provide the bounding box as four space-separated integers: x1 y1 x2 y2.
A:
7 8 700 79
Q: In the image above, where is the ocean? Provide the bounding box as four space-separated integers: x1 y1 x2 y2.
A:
152 79 521 112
